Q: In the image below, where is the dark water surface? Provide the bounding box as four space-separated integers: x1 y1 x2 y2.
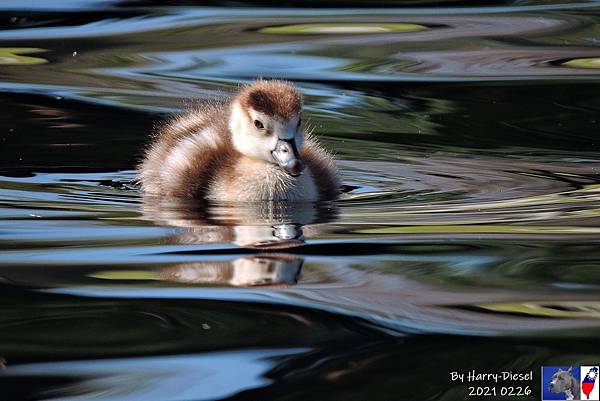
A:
2 1 600 400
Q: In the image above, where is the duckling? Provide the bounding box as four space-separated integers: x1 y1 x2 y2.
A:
137 80 340 202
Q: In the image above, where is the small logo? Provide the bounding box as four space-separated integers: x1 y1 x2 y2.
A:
542 366 581 400
581 366 599 400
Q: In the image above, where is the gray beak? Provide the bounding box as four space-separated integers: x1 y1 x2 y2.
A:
272 139 305 177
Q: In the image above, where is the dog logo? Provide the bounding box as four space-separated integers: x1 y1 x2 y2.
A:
543 366 581 400
581 366 599 400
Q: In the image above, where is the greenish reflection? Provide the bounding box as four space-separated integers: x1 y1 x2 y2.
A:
260 23 427 35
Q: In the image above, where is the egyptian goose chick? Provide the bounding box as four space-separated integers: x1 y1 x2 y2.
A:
137 80 339 202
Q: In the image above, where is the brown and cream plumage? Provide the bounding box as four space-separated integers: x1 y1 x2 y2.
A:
137 79 339 202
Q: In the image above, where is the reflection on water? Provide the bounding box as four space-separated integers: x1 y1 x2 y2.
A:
2 0 600 400
140 195 337 248
5 350 301 401
157 256 304 287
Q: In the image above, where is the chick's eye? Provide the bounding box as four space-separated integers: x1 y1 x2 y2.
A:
254 120 264 129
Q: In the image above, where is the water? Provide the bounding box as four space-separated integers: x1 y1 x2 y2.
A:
2 1 600 400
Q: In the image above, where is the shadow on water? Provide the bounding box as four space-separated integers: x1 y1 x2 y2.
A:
2 0 600 400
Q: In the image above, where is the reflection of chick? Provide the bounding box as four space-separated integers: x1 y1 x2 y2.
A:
138 80 339 201
160 255 303 287
140 195 337 248
169 224 306 249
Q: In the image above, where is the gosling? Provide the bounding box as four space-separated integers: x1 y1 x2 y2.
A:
137 80 339 202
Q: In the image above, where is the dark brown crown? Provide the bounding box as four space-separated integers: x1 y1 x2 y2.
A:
238 79 302 120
